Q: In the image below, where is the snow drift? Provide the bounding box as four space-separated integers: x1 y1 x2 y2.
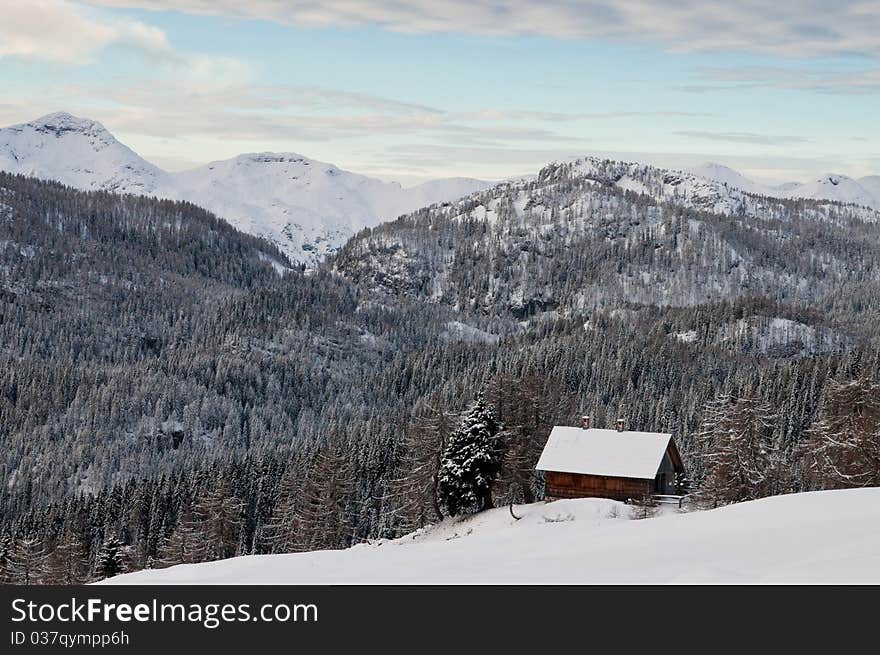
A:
104 488 880 584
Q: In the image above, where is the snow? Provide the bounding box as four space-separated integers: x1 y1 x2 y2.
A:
673 329 698 343
783 173 878 208
690 161 880 210
0 113 489 265
536 426 671 479
3 112 877 266
102 488 880 584
0 112 167 196
688 161 763 194
440 321 500 345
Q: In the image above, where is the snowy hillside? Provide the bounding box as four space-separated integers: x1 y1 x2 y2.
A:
691 161 880 210
3 113 877 265
0 112 168 196
565 156 879 218
0 113 488 265
170 154 488 263
785 174 878 208
104 489 880 584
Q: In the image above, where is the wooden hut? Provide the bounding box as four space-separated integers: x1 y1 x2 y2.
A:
536 417 685 502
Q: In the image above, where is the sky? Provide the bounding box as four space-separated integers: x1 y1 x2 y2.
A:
0 0 878 185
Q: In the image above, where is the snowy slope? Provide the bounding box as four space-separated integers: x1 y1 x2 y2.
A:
690 161 880 210
688 162 763 194
785 174 878 208
3 112 877 263
170 154 488 263
0 113 489 265
860 176 880 204
104 489 880 584
0 112 168 195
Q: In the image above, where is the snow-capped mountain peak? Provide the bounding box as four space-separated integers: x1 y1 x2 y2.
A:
687 161 762 194
2 111 877 263
0 113 490 264
26 111 109 137
0 112 167 196
789 172 878 208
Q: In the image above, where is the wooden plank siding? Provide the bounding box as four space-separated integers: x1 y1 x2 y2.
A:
544 471 653 502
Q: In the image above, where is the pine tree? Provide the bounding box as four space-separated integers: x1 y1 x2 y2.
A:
800 378 880 489
290 448 354 552
694 393 781 506
0 533 14 583
95 534 128 580
159 510 200 567
437 394 502 516
47 530 90 584
389 400 455 531
8 537 50 585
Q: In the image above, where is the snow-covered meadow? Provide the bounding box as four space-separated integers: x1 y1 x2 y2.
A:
104 488 880 585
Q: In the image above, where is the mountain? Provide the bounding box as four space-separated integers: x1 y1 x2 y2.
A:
687 162 763 194
103 489 880 584
0 113 489 265
333 155 880 320
688 161 880 210
786 173 878 208
0 112 167 196
169 153 489 263
861 175 880 202
4 172 880 580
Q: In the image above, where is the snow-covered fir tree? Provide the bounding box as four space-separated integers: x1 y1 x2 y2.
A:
437 394 503 516
96 534 129 580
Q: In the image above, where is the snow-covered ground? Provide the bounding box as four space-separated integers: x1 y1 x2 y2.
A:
104 488 880 584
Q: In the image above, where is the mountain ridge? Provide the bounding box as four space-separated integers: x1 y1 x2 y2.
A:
0 112 490 264
2 112 878 266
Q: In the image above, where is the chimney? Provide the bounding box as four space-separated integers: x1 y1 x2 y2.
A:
616 418 625 432
581 415 591 430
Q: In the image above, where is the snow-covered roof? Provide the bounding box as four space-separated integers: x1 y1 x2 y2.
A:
536 427 672 480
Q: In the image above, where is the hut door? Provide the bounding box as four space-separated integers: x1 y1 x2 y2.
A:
654 473 666 493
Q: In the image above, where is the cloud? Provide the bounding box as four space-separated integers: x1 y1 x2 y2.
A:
685 66 880 94
460 110 713 122
0 0 170 63
675 130 809 145
86 1 880 57
41 77 689 148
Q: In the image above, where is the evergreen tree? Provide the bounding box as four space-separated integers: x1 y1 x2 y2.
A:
437 394 502 516
95 534 128 580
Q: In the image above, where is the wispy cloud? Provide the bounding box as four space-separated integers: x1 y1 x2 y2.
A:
0 0 170 63
675 130 809 145
685 67 880 95
17 77 697 149
87 1 880 57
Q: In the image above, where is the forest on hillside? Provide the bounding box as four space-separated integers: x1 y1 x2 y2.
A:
1 170 879 583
